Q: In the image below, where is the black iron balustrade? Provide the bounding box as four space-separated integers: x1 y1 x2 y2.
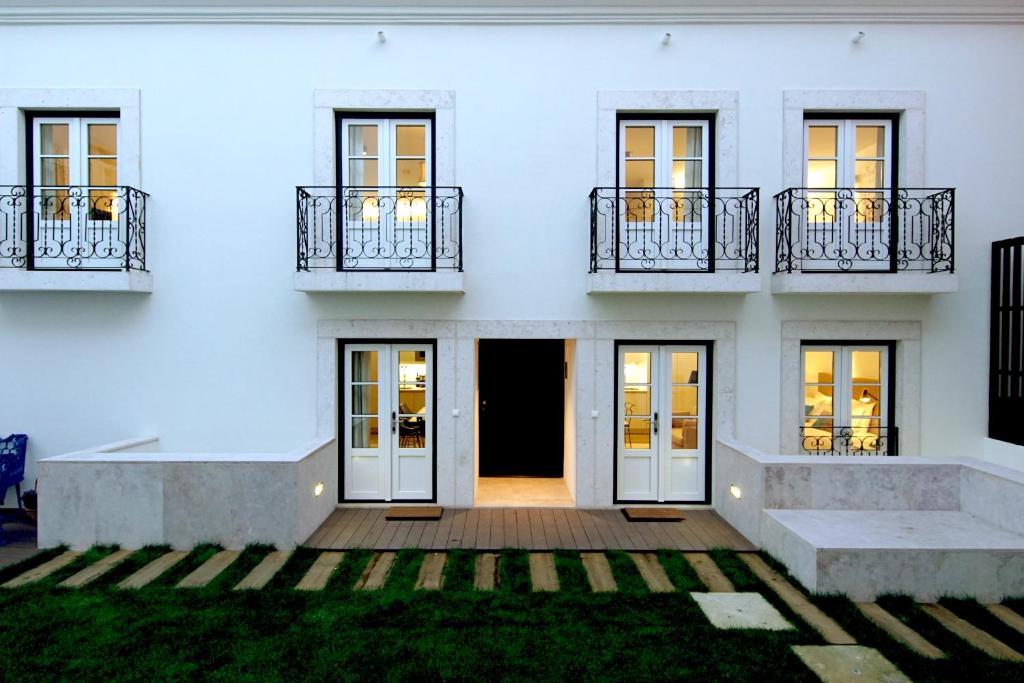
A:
296 186 463 272
774 187 954 273
800 425 899 456
0 185 147 271
589 187 759 273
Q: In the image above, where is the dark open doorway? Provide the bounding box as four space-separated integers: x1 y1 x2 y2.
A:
478 339 565 478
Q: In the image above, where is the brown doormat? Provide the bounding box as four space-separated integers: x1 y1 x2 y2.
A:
622 507 685 522
385 506 444 521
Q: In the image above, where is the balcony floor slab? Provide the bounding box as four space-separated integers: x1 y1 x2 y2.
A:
294 270 464 293
771 272 958 295
587 272 761 294
0 270 152 292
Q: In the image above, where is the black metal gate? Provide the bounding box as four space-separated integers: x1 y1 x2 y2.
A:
990 237 1024 446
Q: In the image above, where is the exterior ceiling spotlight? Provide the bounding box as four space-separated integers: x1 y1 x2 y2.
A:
662 32 672 46
377 30 386 44
851 31 865 44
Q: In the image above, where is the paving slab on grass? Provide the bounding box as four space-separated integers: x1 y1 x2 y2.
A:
986 603 1024 637
920 603 1024 662
296 552 344 591
581 552 616 592
2 551 81 588
854 602 944 659
234 551 292 591
415 552 446 590
118 551 189 589
355 552 396 590
692 592 794 630
792 645 910 683
629 552 674 592
684 552 735 592
529 553 559 592
178 550 240 589
59 549 132 588
474 553 498 591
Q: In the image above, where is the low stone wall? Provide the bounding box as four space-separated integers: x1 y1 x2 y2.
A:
37 436 337 551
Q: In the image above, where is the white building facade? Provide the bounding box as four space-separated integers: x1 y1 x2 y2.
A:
1 2 1024 565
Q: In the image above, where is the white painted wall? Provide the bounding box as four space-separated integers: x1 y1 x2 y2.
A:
1 9 1023 508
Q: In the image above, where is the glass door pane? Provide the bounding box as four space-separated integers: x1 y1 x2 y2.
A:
391 345 433 500
618 347 658 501
344 345 390 501
662 347 705 501
802 349 836 452
850 349 883 452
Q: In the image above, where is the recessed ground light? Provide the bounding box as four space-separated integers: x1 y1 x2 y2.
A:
314 481 325 497
729 484 742 499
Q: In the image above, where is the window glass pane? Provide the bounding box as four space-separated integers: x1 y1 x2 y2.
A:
852 385 882 417
623 352 651 383
671 418 698 449
88 124 117 156
396 159 426 187
41 158 70 185
807 160 837 188
398 350 427 385
672 126 702 158
351 351 378 382
807 126 837 157
671 353 698 384
348 159 378 186
804 350 834 383
624 126 655 158
348 125 378 157
850 350 881 383
672 386 698 416
855 126 886 158
854 160 884 189
805 387 833 417
672 160 702 189
625 160 655 188
398 388 427 415
395 125 426 157
89 158 117 186
351 384 379 415
88 189 118 221
351 417 379 449
624 418 651 449
40 189 70 221
40 124 69 156
624 387 651 416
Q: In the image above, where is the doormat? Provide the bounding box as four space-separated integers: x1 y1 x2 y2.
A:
622 508 685 522
385 506 444 521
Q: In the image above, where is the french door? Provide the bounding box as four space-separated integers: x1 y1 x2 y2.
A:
343 343 433 501
617 345 708 502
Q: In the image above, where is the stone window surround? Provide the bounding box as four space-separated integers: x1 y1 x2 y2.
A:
780 320 921 456
596 90 739 187
0 88 141 188
782 89 925 188
312 89 455 186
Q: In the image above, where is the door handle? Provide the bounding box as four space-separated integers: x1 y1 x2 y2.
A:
391 411 397 434
653 412 659 435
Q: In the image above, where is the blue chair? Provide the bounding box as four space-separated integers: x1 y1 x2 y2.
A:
0 434 28 546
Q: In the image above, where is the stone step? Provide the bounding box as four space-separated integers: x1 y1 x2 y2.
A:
2 551 81 588
629 553 674 593
581 552 617 592
234 551 292 591
118 551 189 589
854 602 944 659
920 603 1024 662
59 550 133 589
474 553 498 591
177 550 240 589
415 552 446 590
355 552 396 591
683 552 735 592
529 553 559 592
296 552 344 591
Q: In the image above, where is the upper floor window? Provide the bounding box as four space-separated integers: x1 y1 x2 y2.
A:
33 116 119 221
620 118 710 193
804 116 893 192
339 115 432 189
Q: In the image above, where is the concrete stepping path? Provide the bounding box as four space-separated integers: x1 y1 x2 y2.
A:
296 551 344 591
920 603 1024 662
739 554 855 645
474 553 498 591
355 552 396 590
178 550 240 589
792 645 910 683
529 553 559 592
986 603 1024 637
684 552 735 592
118 551 189 589
234 551 292 591
415 552 446 590
854 602 944 659
59 550 132 589
2 551 81 588
693 592 794 630
629 553 674 592
581 552 616 592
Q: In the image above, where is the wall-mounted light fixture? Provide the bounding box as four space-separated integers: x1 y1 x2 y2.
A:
729 484 742 499
851 31 865 44
377 30 386 44
314 481 325 497
661 32 672 46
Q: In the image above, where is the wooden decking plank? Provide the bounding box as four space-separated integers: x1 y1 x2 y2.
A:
581 552 617 592
528 509 548 549
552 509 575 548
629 552 675 592
390 512 417 549
329 507 371 548
647 517 679 550
683 552 736 592
489 506 505 548
460 509 479 549
711 511 757 551
502 509 518 549
296 551 345 591
921 603 1024 662
598 510 632 549
355 551 396 590
375 519 404 550
414 552 447 590
475 553 498 591
316 508 351 548
529 552 559 592
740 554 856 645
477 508 493 549
584 510 617 549
571 510 602 550
306 511 340 547
403 520 427 549
59 550 132 588
118 551 189 589
683 511 719 549
234 551 292 591
855 602 945 659
447 508 469 549
345 508 382 548
435 508 458 549
356 509 390 548
3 551 81 588
987 604 1024 637
177 550 240 589
515 508 532 548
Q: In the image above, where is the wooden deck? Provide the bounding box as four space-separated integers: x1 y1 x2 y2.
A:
0 519 38 569
305 507 756 551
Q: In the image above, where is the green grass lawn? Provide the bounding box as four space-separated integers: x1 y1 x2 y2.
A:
0 547 1022 682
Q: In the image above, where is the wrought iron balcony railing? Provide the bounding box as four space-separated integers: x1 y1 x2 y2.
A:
296 186 463 272
0 185 148 271
589 187 759 273
774 187 954 273
800 425 899 456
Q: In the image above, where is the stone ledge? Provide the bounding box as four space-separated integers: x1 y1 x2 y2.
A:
586 271 761 294
294 270 464 293
771 272 958 294
0 269 152 292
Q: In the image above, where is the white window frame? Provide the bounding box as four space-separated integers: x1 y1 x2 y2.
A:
803 118 893 189
618 118 710 190
339 117 433 189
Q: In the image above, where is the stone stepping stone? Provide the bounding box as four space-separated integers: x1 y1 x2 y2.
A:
529 553 559 592
693 592 794 630
234 551 292 591
296 551 344 591
59 549 133 589
2 551 81 588
855 602 944 659
920 603 1024 662
792 645 910 683
581 552 616 593
415 552 446 590
986 603 1024 637
118 551 189 589
355 552 396 590
177 550 240 589
474 553 498 591
684 552 735 592
629 553 674 593
739 554 855 645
